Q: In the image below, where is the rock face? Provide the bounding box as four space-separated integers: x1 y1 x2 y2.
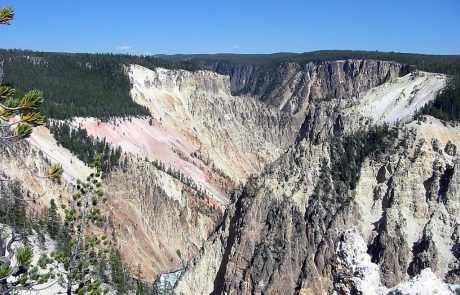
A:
331 229 457 295
0 60 3 83
206 61 259 94
214 60 411 114
0 57 456 293
386 268 457 295
332 229 386 295
445 141 457 157
102 155 222 279
127 64 298 185
175 61 457 294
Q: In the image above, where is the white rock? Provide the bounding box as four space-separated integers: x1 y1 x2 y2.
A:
333 229 458 295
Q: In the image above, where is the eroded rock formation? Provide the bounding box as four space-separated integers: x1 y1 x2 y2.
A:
1 58 457 294
175 61 457 295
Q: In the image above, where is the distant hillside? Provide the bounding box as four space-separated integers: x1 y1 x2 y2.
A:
157 50 460 72
162 50 460 121
155 52 297 65
1 49 459 121
0 49 201 119
279 51 460 121
278 50 460 73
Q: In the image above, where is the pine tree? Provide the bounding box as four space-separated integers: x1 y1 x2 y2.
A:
58 156 111 295
0 6 63 294
110 249 129 294
46 198 60 239
98 255 110 284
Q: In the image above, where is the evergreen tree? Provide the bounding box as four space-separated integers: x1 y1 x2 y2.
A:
110 249 129 294
98 255 110 284
0 7 63 294
58 156 111 295
46 198 60 239
48 121 123 173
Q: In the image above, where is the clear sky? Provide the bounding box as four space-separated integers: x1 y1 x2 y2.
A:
0 0 459 55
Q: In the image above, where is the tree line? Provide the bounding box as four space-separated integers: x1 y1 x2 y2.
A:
2 48 459 121
0 7 171 294
48 121 122 174
0 49 201 119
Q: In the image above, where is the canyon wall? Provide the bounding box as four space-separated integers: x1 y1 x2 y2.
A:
1 58 456 293
176 61 456 294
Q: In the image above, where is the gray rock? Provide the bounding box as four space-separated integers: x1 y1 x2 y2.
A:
445 140 457 156
176 60 458 295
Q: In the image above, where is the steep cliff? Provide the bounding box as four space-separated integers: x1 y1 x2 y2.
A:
0 60 3 83
204 61 259 95
69 64 300 207
332 229 458 294
1 56 456 293
175 62 456 294
126 64 298 184
102 155 222 278
0 126 222 280
213 60 410 113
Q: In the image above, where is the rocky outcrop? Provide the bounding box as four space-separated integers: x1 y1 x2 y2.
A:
211 60 444 142
175 60 454 294
332 229 457 295
332 229 387 295
205 61 259 94
446 141 457 157
127 65 299 184
0 60 3 83
214 60 411 114
103 155 222 279
178 115 460 294
298 70 446 143
386 268 457 295
1 57 455 293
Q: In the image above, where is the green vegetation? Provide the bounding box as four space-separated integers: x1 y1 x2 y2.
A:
3 47 459 121
0 69 49 140
0 7 65 293
1 8 159 293
0 49 201 119
277 50 460 122
162 50 460 74
330 124 397 192
276 50 460 70
48 121 122 174
60 158 111 294
46 199 60 239
313 125 397 208
286 51 460 122
156 52 295 65
0 183 32 235
109 249 129 294
420 76 460 121
0 181 161 294
148 158 207 198
0 183 60 293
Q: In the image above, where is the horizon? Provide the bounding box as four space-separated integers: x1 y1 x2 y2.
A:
1 48 459 58
0 0 459 55
1 2 460 294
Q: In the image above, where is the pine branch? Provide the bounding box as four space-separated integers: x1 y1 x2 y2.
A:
0 7 14 25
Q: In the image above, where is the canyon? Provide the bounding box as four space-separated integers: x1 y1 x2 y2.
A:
1 57 459 294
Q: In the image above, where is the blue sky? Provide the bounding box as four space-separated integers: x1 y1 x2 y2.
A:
0 0 459 55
